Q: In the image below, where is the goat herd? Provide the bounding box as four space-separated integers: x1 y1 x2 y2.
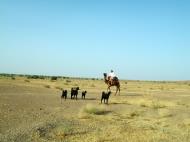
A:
61 87 111 104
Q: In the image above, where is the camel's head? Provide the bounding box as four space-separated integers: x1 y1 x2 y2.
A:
103 73 109 83
103 73 107 78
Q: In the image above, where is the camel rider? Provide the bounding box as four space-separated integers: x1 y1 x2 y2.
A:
108 70 117 83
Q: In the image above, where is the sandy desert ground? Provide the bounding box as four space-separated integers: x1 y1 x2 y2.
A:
0 76 190 142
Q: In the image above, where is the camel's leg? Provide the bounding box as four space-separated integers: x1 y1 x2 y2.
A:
107 86 111 92
115 87 118 96
115 86 120 96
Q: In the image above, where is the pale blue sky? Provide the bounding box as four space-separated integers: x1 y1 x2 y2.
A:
0 0 190 80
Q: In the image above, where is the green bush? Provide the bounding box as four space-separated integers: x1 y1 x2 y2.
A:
51 76 57 81
11 77 16 80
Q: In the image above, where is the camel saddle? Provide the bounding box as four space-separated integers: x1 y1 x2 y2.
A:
108 76 118 82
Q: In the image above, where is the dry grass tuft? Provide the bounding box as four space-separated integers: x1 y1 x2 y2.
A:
90 84 96 87
44 85 51 88
24 79 30 83
55 86 62 90
129 111 140 118
79 104 110 119
152 100 166 109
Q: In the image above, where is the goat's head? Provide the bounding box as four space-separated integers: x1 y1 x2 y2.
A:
102 91 105 95
108 91 111 95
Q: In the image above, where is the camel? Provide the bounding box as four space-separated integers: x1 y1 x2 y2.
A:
103 73 120 96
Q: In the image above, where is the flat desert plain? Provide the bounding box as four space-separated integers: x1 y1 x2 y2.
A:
0 76 190 142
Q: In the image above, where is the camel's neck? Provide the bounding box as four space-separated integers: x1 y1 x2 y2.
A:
103 74 108 84
104 78 108 83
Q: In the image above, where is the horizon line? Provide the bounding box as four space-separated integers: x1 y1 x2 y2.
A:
0 72 189 82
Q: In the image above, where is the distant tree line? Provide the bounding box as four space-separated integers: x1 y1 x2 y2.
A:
0 73 101 81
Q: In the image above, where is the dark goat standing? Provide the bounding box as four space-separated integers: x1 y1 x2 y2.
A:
71 87 80 100
82 91 87 99
101 91 111 104
61 90 67 103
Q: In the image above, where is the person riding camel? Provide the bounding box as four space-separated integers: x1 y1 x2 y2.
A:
108 70 117 85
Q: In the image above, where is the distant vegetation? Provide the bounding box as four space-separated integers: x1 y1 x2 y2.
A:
27 75 46 79
0 73 101 81
51 76 58 81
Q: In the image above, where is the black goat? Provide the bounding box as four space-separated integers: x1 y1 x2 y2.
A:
82 91 87 99
71 87 80 100
101 91 111 104
61 90 67 103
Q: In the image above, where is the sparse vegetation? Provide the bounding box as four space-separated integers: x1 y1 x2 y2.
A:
80 104 109 116
11 76 16 80
73 83 78 86
160 86 164 90
44 85 51 88
140 103 148 107
90 84 96 87
25 79 30 83
66 80 72 83
129 111 140 118
55 86 62 90
64 83 69 86
1 75 190 142
152 100 166 109
27 75 45 79
51 76 57 81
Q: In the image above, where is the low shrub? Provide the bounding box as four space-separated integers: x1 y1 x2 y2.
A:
44 85 50 88
55 86 62 90
51 76 57 81
25 80 30 83
66 80 72 83
82 104 108 115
